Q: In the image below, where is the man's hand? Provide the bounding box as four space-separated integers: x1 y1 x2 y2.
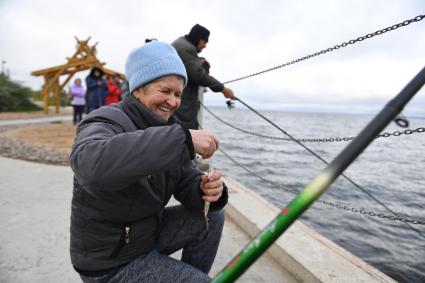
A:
200 58 210 68
222 86 235 99
189 129 219 159
200 170 223 202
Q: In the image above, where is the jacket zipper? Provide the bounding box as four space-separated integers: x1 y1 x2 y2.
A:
125 225 130 243
110 223 131 258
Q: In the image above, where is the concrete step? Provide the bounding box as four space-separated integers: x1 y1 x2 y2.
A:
222 176 396 283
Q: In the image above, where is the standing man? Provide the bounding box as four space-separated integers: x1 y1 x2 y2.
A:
172 24 235 130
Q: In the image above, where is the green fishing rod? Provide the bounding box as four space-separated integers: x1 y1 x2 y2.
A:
212 65 425 283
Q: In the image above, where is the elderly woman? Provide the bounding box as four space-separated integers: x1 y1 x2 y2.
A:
70 41 227 283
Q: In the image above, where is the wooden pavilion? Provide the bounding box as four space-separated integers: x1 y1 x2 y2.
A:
31 37 124 114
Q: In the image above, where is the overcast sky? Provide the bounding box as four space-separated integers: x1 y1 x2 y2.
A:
1 0 424 115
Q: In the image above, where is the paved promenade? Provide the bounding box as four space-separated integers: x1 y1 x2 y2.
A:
0 116 72 127
0 156 295 283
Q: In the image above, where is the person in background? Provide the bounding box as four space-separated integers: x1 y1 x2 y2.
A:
172 24 236 130
119 79 130 102
85 67 108 113
70 41 227 283
106 75 122 105
69 78 86 125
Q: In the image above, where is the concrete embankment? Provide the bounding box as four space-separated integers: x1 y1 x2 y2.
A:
223 176 396 283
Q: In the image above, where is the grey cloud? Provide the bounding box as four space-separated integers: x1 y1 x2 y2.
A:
1 0 424 115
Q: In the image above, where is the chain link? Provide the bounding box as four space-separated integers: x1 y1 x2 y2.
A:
218 147 425 225
298 127 425 143
319 200 425 225
223 15 425 84
202 103 425 142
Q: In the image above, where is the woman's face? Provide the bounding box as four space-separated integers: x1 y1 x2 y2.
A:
75 79 81 85
133 75 184 121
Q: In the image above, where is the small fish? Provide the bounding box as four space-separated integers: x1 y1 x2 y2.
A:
204 168 214 230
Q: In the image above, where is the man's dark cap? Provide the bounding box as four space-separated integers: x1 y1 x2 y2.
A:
187 24 210 46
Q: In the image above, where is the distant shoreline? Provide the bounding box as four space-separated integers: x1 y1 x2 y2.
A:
204 105 425 119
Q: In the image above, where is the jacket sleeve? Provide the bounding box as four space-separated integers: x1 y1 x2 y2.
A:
109 83 122 96
70 118 192 193
210 182 228 211
71 87 85 97
180 48 224 92
173 160 229 212
86 77 98 90
102 80 109 98
173 160 204 211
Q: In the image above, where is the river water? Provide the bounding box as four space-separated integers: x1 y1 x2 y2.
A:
203 106 425 283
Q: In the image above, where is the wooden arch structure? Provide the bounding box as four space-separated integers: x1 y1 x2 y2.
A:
31 37 124 114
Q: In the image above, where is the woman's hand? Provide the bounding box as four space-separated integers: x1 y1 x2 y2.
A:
189 129 219 159
200 169 223 202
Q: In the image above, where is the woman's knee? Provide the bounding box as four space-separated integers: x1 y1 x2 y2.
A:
209 209 225 229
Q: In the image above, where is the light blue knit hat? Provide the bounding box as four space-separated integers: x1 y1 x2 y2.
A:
125 41 187 93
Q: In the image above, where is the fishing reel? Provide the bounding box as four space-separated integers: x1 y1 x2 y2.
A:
226 100 235 110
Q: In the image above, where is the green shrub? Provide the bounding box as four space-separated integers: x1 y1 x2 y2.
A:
0 73 42 112
31 88 71 107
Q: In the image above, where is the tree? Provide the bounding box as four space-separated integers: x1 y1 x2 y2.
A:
0 73 41 112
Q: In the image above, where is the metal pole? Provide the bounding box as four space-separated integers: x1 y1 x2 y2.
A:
212 65 425 283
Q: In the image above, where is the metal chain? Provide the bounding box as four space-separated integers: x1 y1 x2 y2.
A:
223 15 425 84
318 200 425 225
217 147 425 225
299 128 425 142
202 103 425 142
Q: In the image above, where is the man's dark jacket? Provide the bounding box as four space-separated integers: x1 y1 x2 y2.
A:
172 36 224 129
85 71 108 108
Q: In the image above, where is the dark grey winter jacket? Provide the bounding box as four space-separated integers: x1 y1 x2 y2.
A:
172 36 224 129
69 94 227 275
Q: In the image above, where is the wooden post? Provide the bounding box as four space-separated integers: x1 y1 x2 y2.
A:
42 74 55 114
43 82 49 114
53 78 60 114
